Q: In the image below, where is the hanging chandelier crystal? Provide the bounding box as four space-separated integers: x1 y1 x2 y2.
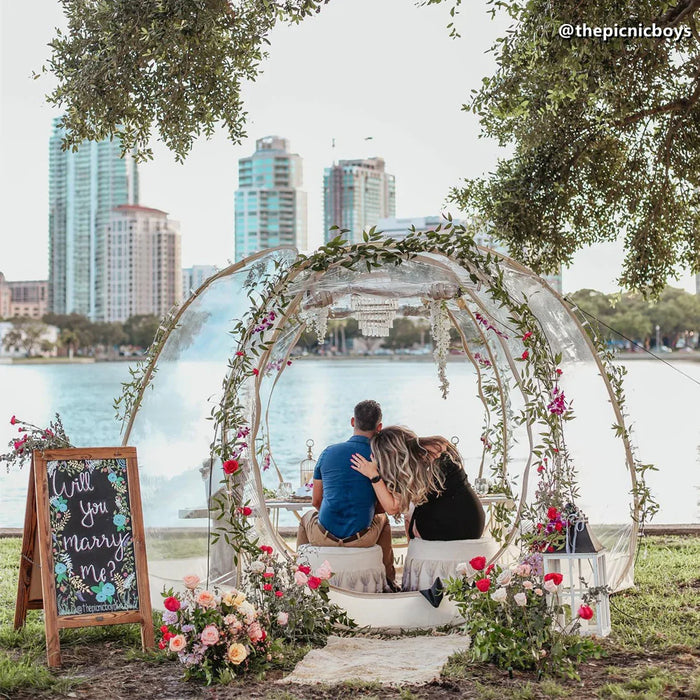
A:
351 295 399 337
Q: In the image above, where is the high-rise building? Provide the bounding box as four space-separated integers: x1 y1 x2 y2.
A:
182 265 218 301
234 136 307 261
324 157 396 243
48 117 138 319
103 205 181 323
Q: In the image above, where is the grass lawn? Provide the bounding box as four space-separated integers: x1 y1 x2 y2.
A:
0 535 698 699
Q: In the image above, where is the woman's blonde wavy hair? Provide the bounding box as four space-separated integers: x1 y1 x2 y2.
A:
370 426 461 513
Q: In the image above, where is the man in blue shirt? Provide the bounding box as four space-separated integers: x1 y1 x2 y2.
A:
296 399 396 589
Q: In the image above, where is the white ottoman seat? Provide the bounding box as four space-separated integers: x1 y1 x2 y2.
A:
402 536 501 591
297 544 385 593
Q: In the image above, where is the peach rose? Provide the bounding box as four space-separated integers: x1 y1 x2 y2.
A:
544 579 558 593
247 621 264 643
227 643 248 665
534 587 544 596
196 590 216 608
169 634 186 652
315 560 332 581
183 574 200 590
233 592 247 607
200 624 220 646
522 580 534 590
277 611 289 626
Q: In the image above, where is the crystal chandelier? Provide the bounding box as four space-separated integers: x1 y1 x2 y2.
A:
351 295 399 337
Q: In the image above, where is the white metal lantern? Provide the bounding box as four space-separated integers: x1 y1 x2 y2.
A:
542 548 611 637
299 439 316 488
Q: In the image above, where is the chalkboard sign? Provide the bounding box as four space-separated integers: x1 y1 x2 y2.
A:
47 456 139 616
15 448 154 667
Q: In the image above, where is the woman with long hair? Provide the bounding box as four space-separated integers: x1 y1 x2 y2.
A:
350 426 485 540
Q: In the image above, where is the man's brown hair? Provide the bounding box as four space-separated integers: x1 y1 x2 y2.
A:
354 400 382 432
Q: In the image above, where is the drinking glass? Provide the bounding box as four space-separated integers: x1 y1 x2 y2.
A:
475 477 489 496
278 481 293 498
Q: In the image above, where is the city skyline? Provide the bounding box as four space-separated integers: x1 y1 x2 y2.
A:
0 0 697 295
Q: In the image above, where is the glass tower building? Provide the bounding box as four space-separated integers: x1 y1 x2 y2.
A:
323 157 396 244
234 136 307 261
48 117 139 319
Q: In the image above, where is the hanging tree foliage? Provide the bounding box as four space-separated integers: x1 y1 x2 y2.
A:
46 0 328 162
444 0 700 297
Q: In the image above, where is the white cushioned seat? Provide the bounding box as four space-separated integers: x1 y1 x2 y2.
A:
402 536 501 591
297 544 385 593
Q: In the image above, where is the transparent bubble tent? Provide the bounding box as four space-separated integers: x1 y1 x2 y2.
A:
121 232 646 625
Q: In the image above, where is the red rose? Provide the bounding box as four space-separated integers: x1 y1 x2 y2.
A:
10 415 17 425
544 572 563 585
252 368 259 376
484 564 494 576
236 351 245 356
537 464 545 473
556 368 563 375
158 640 167 650
241 506 253 516
163 596 181 612
262 572 274 579
522 331 533 340
307 576 321 590
163 631 174 641
223 459 239 475
521 350 529 360
547 506 559 521
13 441 23 450
263 583 272 591
469 556 486 571
287 360 292 366
555 522 563 532
260 545 273 555
298 565 311 575
578 604 594 620
160 625 169 634
475 578 491 592
275 590 283 598
547 545 554 552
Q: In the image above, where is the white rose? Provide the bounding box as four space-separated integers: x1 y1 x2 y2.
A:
522 580 534 590
513 592 527 607
455 562 471 577
249 560 265 574
496 570 512 587
490 587 507 603
544 579 558 593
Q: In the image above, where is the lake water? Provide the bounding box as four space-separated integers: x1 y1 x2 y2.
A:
0 358 698 526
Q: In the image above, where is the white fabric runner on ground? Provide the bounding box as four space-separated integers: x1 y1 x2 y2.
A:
279 634 470 686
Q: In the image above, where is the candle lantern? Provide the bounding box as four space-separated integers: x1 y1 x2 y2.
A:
299 439 316 488
542 509 611 637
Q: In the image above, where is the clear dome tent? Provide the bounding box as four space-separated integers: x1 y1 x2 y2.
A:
122 232 645 622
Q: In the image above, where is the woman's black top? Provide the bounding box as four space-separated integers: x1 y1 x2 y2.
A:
408 454 485 540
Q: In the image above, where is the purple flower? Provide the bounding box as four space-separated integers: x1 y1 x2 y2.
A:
162 609 177 624
181 624 195 633
547 387 568 416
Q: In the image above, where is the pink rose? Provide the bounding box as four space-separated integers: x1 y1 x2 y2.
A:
534 587 544 596
277 611 289 626
247 621 264 643
169 634 186 652
544 579 558 593
315 560 332 581
294 570 308 586
522 580 534 590
200 624 220 646
183 574 200 590
196 590 216 608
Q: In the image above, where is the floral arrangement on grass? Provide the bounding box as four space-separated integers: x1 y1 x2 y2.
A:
243 545 355 646
445 555 602 679
1 414 71 472
159 576 271 684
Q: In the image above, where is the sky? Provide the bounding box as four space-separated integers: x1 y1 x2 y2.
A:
0 0 696 295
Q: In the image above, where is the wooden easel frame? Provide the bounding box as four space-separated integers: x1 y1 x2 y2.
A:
14 447 154 667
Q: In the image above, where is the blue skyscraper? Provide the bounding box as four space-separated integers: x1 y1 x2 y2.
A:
234 136 307 261
48 117 138 319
